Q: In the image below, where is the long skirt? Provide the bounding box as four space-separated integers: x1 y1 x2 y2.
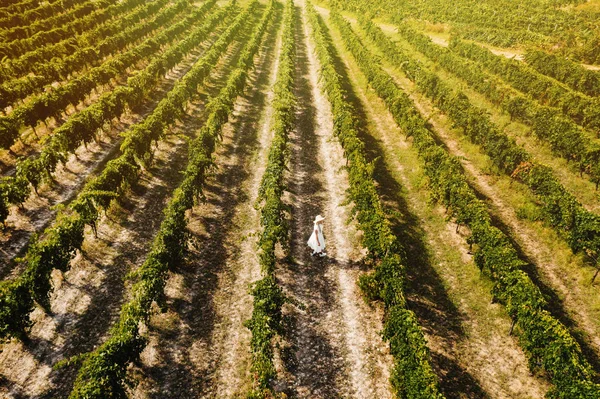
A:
307 229 325 252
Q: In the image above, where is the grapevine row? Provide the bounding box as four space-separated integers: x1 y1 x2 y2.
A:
0 0 53 8
0 0 247 341
404 1 590 40
0 0 96 40
524 49 600 98
0 0 90 31
448 38 600 131
0 0 148 84
0 0 138 59
330 0 591 50
360 18 600 278
0 0 189 146
307 4 445 398
0 0 173 110
0 0 64 18
372 22 600 189
0 0 224 227
246 0 293 396
331 0 600 64
453 25 550 48
331 11 600 398
0 0 192 148
67 2 272 396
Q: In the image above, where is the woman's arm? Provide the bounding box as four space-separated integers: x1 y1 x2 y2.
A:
315 228 320 246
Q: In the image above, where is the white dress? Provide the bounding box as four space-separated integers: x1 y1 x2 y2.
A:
307 222 325 253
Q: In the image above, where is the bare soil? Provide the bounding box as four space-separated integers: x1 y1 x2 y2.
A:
131 7 284 398
382 56 600 369
582 63 600 71
484 46 525 61
272 4 394 398
0 20 228 277
322 9 549 399
426 33 449 47
0 19 249 399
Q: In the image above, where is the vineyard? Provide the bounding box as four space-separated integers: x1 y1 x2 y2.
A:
1 0 600 398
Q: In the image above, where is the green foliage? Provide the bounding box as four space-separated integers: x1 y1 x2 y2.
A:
330 0 599 63
0 0 244 342
448 38 600 131
26 211 85 309
0 0 196 149
0 0 222 223
0 0 67 20
524 49 600 97
361 17 600 282
0 0 121 58
0 0 92 35
455 26 549 48
247 1 293 396
515 203 543 222
346 12 600 396
383 306 445 399
312 6 444 398
0 0 179 110
246 276 287 398
0 278 33 340
68 2 273 396
388 22 600 196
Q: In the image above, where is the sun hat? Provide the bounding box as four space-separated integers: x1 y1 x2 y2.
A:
314 215 325 223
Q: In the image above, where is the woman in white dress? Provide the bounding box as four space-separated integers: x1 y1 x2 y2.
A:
307 215 326 257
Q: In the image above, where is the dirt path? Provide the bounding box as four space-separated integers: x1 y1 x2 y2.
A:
273 4 393 398
322 10 550 399
378 21 398 35
0 24 250 399
0 22 228 277
381 60 600 367
0 136 191 399
131 8 284 399
375 22 600 215
481 46 524 61
582 63 600 71
426 33 449 47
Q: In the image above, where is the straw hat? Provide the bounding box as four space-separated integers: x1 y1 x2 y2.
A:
314 215 325 223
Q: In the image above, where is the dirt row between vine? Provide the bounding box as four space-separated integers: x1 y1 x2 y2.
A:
385 23 600 347
131 5 284 398
372 37 600 367
412 88 600 360
0 1 197 169
271 3 393 398
0 13 255 398
0 9 228 276
329 3 600 373
354 21 600 378
319 8 550 399
1 1 181 118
